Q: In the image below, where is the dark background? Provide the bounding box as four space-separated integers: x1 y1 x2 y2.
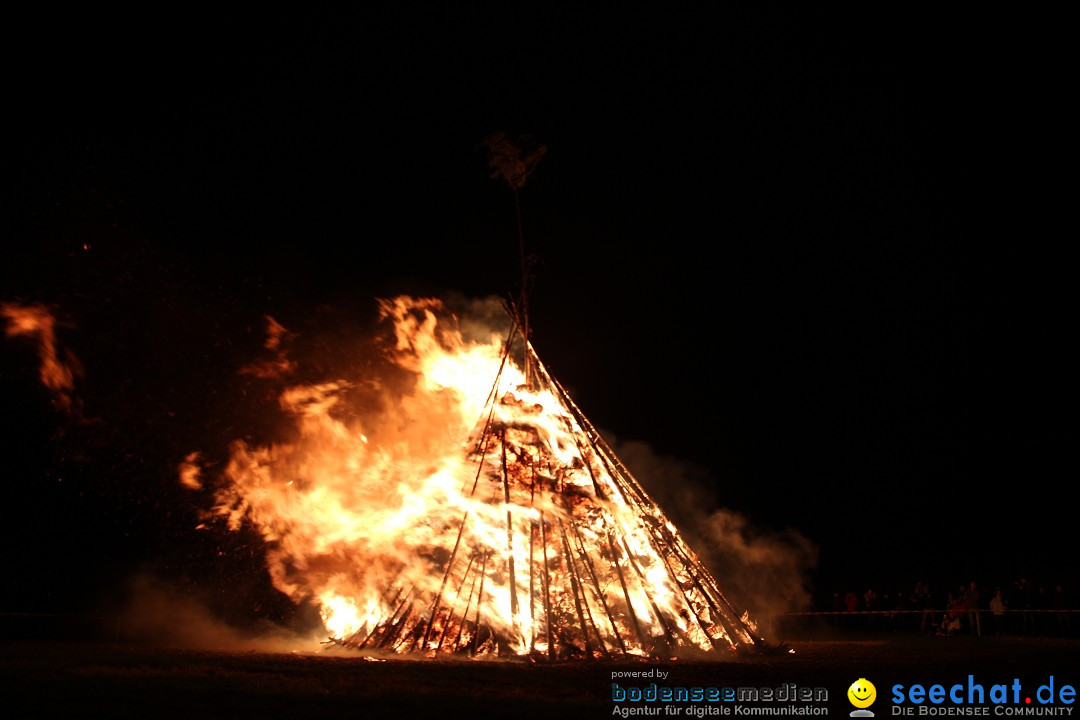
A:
1 6 1073 627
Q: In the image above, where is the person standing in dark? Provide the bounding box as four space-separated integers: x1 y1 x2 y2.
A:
964 581 982 636
989 587 1007 635
913 581 934 634
864 587 879 628
1014 577 1033 634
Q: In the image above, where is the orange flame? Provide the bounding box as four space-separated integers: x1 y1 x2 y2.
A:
2 303 79 410
187 296 760 660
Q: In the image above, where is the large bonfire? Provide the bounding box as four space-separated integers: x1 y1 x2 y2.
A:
183 296 765 661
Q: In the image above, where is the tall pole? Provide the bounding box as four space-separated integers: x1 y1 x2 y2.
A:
514 186 531 386
479 131 546 388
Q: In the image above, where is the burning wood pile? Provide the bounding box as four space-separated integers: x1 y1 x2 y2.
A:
185 296 765 661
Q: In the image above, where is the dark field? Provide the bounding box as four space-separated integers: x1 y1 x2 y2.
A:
2 634 1078 719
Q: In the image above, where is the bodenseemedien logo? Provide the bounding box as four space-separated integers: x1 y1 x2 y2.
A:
849 678 877 717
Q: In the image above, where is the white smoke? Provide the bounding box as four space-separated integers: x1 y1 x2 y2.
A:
110 574 323 652
608 436 818 637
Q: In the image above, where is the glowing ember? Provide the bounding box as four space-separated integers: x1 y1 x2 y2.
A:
185 296 763 660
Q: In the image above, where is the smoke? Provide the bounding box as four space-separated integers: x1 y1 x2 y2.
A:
442 292 514 346
109 574 323 652
609 436 818 637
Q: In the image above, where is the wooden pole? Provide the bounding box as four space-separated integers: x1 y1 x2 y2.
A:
470 551 489 656
570 520 624 655
501 431 520 640
539 513 556 662
559 519 596 658
450 560 481 653
608 530 649 653
436 554 476 652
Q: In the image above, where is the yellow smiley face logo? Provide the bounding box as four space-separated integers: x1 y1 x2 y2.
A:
848 679 876 708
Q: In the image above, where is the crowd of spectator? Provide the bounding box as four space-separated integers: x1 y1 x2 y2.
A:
823 576 1073 637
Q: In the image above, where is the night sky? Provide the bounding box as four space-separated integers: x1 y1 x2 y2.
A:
2 7 1073 627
